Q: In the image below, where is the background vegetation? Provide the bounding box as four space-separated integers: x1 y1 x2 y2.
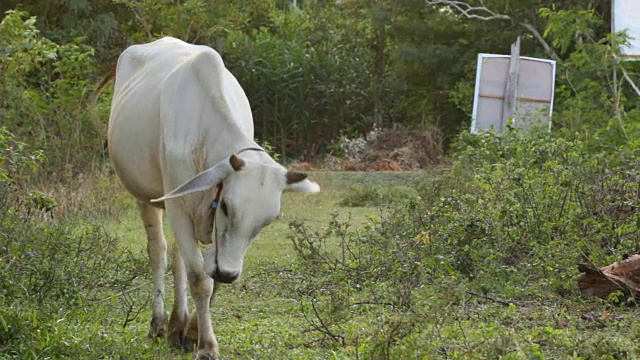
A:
2 0 637 164
2 0 640 359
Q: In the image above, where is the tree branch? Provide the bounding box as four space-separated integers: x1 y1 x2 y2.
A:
520 21 560 61
426 0 510 21
425 0 560 61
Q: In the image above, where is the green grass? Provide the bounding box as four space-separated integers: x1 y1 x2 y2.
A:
22 170 640 359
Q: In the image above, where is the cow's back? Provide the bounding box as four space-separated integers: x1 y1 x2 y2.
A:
108 37 252 202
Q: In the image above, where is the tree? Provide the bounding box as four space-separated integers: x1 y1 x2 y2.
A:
423 0 613 62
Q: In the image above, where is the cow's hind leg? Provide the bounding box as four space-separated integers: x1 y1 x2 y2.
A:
138 201 168 339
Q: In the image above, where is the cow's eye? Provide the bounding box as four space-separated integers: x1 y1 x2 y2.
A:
220 200 228 217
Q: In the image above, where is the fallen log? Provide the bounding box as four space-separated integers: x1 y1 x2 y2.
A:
577 254 640 299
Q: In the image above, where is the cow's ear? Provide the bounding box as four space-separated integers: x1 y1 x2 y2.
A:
151 159 233 202
286 171 308 184
284 171 320 193
229 154 245 171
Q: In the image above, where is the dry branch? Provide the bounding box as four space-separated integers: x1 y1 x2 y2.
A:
425 0 560 61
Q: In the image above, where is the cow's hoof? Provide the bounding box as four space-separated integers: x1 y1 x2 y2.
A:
168 310 188 349
195 350 220 360
181 314 199 352
182 336 197 354
168 328 183 350
148 315 168 339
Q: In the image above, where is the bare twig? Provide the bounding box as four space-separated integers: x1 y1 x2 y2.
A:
466 291 514 307
425 0 560 61
309 298 345 345
520 22 561 62
621 66 640 97
456 316 470 349
122 292 147 329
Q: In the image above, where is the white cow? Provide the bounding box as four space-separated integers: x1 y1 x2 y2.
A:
107 37 319 359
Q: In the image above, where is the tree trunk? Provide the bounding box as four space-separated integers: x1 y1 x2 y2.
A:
373 24 386 127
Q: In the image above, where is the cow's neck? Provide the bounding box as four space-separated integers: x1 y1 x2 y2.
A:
196 126 249 167
205 124 276 168
235 145 275 164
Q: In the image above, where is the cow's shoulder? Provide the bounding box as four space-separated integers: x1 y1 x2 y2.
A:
177 46 236 116
186 46 227 91
184 46 253 137
115 37 206 89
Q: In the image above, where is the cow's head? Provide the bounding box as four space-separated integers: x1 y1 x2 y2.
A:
151 154 319 283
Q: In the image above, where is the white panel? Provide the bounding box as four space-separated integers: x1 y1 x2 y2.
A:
471 54 556 134
613 0 640 57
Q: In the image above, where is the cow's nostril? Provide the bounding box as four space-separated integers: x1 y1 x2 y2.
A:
212 270 239 284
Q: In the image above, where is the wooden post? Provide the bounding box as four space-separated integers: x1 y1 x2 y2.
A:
501 36 521 131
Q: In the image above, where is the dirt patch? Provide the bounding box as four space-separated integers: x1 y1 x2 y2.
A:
364 127 444 169
290 161 315 171
367 158 404 171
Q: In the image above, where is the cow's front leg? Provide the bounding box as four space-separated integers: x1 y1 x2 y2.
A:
168 243 189 349
137 202 168 339
186 273 218 359
168 210 219 359
181 281 222 352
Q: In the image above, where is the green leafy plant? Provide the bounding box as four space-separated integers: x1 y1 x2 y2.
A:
0 127 150 359
539 7 640 153
0 127 44 185
0 10 102 176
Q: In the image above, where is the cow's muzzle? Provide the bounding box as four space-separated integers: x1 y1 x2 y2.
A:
211 269 240 284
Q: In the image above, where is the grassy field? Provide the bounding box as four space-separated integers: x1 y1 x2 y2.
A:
5 169 640 359
101 171 430 359
85 171 640 359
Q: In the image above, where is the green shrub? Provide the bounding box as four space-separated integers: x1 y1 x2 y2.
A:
223 6 374 159
0 10 105 176
442 128 640 290
0 127 151 358
288 127 640 357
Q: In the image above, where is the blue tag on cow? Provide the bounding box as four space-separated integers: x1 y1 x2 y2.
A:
211 200 219 209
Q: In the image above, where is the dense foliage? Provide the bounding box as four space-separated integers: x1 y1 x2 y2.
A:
2 1 638 168
0 128 163 358
0 10 106 176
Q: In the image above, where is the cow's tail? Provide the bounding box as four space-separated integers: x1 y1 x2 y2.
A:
91 67 116 107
